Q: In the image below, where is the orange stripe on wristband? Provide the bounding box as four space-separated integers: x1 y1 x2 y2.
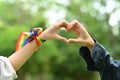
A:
15 28 44 51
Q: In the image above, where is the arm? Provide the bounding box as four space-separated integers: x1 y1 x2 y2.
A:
8 20 69 71
68 20 113 72
79 41 113 72
67 20 97 71
8 40 40 71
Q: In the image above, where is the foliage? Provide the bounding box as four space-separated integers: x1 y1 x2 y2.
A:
0 0 120 80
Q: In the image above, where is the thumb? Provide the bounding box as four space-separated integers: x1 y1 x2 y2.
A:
68 38 86 46
68 38 80 43
55 34 68 43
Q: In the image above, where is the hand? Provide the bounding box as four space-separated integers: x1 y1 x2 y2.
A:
68 20 95 50
39 20 69 43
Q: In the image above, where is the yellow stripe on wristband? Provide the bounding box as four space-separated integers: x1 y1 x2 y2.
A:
16 28 45 51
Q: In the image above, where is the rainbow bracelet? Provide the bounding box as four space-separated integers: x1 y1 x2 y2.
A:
16 28 45 51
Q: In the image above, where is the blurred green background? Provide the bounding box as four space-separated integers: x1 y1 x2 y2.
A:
0 0 120 80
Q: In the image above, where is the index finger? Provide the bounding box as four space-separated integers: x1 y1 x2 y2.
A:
56 20 69 29
67 20 78 31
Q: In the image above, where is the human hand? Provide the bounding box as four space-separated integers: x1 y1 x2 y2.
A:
68 20 95 50
39 20 69 43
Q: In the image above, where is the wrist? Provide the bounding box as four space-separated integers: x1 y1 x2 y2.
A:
38 32 46 40
38 32 46 42
87 39 95 51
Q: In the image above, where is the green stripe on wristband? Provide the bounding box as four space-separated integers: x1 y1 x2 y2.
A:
40 38 46 42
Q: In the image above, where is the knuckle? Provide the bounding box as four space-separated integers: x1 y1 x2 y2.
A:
73 20 78 24
62 20 67 26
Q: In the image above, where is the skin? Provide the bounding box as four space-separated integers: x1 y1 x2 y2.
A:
8 20 95 71
8 20 69 71
67 20 95 51
40 20 69 42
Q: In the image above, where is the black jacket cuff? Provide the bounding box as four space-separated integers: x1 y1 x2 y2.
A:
79 46 97 71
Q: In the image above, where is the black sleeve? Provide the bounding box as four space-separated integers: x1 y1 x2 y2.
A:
79 41 113 74
80 41 120 80
80 46 97 71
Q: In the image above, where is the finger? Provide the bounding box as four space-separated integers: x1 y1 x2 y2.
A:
68 38 86 46
67 20 78 31
68 38 79 43
70 19 82 29
57 20 69 29
72 19 80 25
72 20 85 30
55 34 68 43
67 24 73 32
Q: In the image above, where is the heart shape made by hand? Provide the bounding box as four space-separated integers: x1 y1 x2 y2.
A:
40 20 94 50
58 28 77 40
40 20 81 43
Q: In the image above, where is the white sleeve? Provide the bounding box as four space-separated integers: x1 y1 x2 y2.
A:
0 56 18 80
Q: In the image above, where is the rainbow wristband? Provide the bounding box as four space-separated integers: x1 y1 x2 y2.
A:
16 28 45 51
34 37 46 46
40 38 46 43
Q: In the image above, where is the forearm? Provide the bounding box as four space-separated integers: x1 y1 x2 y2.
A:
8 40 38 71
87 39 95 51
7 20 68 71
86 36 95 51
